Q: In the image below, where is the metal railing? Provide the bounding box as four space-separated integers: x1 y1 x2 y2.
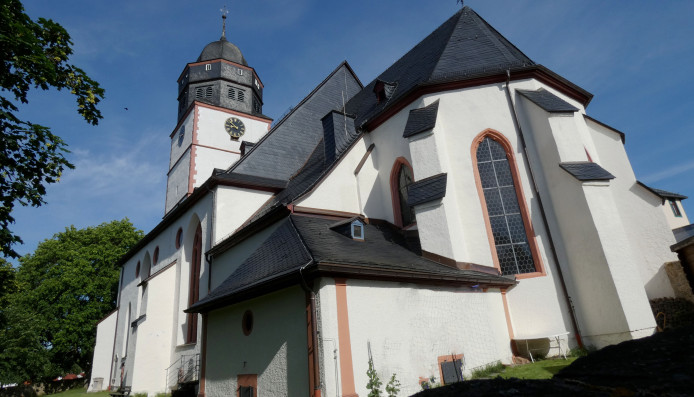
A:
165 354 200 390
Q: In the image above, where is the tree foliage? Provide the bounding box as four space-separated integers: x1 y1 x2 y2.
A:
0 0 105 258
0 219 142 384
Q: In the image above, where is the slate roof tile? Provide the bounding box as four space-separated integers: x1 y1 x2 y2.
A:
407 173 448 207
228 62 362 182
517 89 579 113
345 6 535 130
637 181 688 200
191 215 515 311
560 162 615 181
403 100 440 138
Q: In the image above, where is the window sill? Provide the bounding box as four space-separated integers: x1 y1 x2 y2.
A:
514 271 546 280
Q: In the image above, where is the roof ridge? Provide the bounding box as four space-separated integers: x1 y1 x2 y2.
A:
288 215 316 264
428 8 469 82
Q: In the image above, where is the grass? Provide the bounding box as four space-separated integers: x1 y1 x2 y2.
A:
499 357 577 380
467 357 578 381
45 389 110 396
469 361 506 379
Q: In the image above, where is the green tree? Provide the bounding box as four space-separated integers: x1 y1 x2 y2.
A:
0 219 142 383
0 0 105 258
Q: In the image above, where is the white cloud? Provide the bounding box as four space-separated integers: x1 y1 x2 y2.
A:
641 160 694 184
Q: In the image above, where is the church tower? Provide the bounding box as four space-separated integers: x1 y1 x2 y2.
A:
165 13 272 214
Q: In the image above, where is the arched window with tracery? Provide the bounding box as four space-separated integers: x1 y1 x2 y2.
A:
186 223 202 344
473 131 542 276
390 158 416 227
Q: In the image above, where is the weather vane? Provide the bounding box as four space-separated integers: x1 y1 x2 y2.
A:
457 0 464 6
220 5 229 39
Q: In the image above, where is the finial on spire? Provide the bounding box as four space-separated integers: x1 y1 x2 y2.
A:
457 0 464 7
220 5 229 40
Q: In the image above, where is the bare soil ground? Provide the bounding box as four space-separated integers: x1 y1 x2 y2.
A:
413 324 694 396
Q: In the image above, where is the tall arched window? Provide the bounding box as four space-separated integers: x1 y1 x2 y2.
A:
390 158 416 227
473 131 541 276
186 223 202 344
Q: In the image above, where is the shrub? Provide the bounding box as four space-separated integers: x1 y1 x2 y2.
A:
385 373 400 397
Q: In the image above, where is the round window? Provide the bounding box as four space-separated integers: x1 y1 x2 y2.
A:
242 310 253 336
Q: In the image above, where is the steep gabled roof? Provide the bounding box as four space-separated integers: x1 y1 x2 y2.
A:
190 215 515 312
227 62 362 182
637 182 688 201
346 6 536 129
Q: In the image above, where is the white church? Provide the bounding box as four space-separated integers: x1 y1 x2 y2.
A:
88 6 691 396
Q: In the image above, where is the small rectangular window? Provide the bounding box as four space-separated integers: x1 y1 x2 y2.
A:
205 64 211 71
670 200 682 217
239 386 253 397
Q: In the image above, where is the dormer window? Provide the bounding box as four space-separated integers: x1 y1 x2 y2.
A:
351 220 364 241
373 79 396 103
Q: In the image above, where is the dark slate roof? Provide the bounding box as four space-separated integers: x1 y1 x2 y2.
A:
637 182 688 200
197 37 247 65
190 215 515 312
345 6 535 130
228 62 362 182
403 100 440 138
673 224 694 244
517 89 579 113
560 162 615 181
407 173 448 207
212 169 287 190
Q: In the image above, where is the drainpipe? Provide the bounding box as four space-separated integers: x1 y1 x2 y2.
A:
504 70 583 348
299 263 322 397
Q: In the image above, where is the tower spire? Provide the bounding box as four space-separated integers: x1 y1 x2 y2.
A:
220 6 229 40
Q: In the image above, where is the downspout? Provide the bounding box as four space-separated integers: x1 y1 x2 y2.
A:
293 218 322 397
299 263 322 397
504 70 583 348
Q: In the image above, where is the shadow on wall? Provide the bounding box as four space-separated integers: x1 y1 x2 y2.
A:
205 288 309 395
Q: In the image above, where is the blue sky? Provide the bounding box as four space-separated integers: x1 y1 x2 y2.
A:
11 0 694 260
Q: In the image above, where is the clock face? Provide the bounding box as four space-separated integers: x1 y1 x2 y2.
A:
177 126 185 146
224 117 245 139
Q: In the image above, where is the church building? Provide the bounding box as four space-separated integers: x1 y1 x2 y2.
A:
89 6 688 396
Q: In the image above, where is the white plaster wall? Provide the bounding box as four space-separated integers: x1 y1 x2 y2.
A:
297 138 367 214
205 286 309 397
193 146 240 187
317 279 512 396
514 91 657 347
358 109 413 223
131 265 177 395
586 119 677 299
662 201 690 229
353 84 574 348
166 149 191 213
112 194 214 392
88 311 117 391
214 186 273 244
